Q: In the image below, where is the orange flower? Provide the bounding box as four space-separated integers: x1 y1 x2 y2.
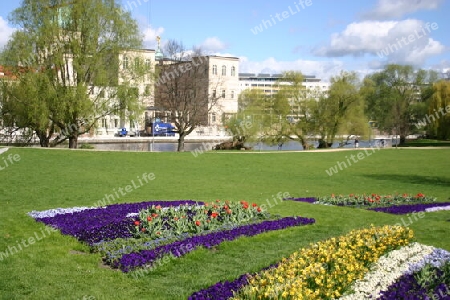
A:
141 227 146 232
195 220 201 226
134 220 140 226
223 205 229 210
155 205 162 210
226 209 232 214
252 203 258 207
331 194 335 197
147 216 152 222
174 217 178 221
216 199 220 202
417 193 424 197
151 213 158 218
257 207 262 212
211 212 219 218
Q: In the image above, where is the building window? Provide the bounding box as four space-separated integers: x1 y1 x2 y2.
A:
123 56 129 69
114 119 119 128
212 113 216 123
222 90 226 98
212 65 217 75
222 65 226 76
231 90 234 98
145 59 151 68
212 89 216 98
134 57 140 69
101 118 107 128
231 66 236 76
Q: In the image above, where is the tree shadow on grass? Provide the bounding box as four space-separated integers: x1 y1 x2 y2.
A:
361 174 450 187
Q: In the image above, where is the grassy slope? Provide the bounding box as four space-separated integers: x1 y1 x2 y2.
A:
0 147 449 300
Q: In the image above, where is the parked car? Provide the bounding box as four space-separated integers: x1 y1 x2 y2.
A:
118 128 128 137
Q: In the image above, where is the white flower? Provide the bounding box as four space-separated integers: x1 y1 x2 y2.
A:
425 205 450 212
340 242 435 299
27 206 102 219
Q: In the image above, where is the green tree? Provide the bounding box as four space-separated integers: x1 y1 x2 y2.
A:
226 89 269 145
362 64 436 145
154 40 222 152
272 71 317 150
316 71 361 147
425 80 450 139
1 0 148 148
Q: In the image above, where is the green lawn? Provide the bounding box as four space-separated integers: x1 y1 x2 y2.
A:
401 139 450 147
0 147 449 300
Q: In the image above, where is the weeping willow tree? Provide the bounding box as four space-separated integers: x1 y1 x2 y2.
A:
1 0 150 148
426 80 450 139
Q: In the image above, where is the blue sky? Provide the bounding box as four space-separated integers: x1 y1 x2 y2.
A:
1 0 449 81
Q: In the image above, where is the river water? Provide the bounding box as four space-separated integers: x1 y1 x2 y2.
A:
86 139 392 152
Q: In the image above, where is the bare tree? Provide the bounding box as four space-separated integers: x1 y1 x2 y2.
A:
154 40 222 151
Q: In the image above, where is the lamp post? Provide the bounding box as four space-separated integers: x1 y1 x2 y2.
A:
368 120 377 147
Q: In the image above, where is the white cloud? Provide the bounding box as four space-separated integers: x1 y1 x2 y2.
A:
362 0 443 20
313 20 445 66
199 37 228 53
142 26 164 49
0 17 15 50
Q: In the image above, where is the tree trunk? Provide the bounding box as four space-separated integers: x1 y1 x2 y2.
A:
36 130 50 147
69 135 78 149
399 135 406 145
177 133 186 152
299 136 308 150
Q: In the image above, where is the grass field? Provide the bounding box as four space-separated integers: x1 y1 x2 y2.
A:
0 147 449 300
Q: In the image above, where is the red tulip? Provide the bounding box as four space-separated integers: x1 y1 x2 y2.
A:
134 220 140 226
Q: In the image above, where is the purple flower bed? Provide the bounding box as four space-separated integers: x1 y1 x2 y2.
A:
188 263 279 300
115 216 315 272
368 202 450 215
188 273 251 300
33 200 201 244
378 269 450 299
284 197 317 203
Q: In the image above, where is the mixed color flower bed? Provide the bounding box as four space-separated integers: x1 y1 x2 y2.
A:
28 200 315 272
189 226 450 300
286 193 450 215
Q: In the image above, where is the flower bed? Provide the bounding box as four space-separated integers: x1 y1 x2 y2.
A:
286 194 450 215
289 193 436 207
368 202 450 214
31 200 201 245
116 216 315 272
29 200 315 273
189 226 450 300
